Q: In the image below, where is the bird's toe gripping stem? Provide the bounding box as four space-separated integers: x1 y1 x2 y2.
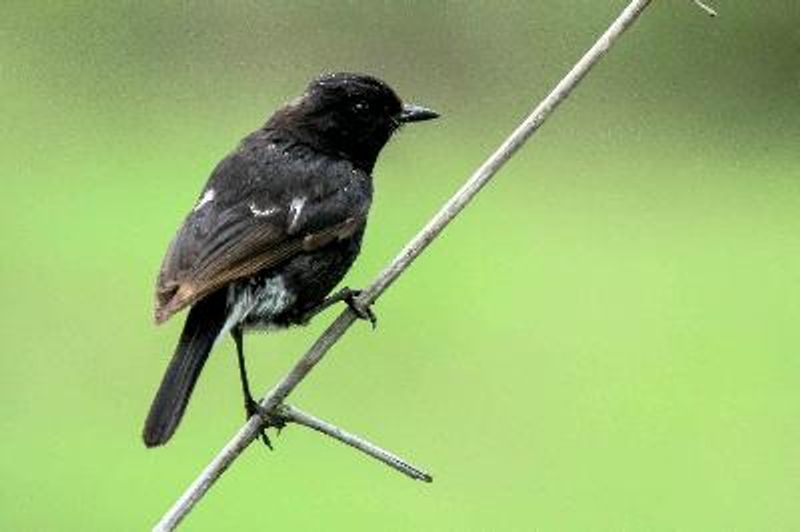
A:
245 398 286 450
340 288 377 329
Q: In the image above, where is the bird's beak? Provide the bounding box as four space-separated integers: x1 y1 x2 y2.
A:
398 103 440 123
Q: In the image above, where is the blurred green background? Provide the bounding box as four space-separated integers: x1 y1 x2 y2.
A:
2 1 799 530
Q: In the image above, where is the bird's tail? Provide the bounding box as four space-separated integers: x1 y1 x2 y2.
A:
143 289 227 447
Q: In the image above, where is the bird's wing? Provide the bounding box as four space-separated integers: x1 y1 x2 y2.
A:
153 148 369 324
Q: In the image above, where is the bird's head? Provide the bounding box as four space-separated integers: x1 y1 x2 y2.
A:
267 72 439 171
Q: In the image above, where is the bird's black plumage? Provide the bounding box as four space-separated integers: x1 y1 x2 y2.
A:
143 73 438 447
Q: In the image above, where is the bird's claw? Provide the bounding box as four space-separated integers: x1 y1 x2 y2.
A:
342 289 377 329
245 398 285 450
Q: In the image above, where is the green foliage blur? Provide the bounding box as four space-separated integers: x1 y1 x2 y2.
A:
2 1 799 530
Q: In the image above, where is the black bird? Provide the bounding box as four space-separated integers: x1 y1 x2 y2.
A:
143 73 439 447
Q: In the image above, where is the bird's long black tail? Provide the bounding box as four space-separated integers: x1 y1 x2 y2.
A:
143 289 227 447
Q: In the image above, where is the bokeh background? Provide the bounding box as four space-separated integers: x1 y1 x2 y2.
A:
2 1 799 530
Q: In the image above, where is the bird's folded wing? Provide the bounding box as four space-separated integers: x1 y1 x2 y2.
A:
154 200 363 325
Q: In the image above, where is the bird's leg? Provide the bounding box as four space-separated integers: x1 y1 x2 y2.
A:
299 287 377 329
231 327 284 449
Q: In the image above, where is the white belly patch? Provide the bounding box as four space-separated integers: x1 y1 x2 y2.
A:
221 275 296 336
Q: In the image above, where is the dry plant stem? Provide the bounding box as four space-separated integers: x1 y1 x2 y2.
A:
278 404 433 482
155 1 655 529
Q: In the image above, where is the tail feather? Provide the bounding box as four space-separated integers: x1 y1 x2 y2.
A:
143 289 227 447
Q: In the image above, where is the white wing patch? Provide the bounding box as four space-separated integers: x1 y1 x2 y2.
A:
193 189 215 212
249 203 279 217
288 196 306 232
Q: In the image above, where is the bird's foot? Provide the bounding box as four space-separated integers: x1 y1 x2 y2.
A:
298 286 377 328
245 398 286 450
340 288 377 329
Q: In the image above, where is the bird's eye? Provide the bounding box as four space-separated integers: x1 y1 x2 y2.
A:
353 101 368 113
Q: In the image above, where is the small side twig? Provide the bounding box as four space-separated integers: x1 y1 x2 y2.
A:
278 404 433 482
691 0 718 17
